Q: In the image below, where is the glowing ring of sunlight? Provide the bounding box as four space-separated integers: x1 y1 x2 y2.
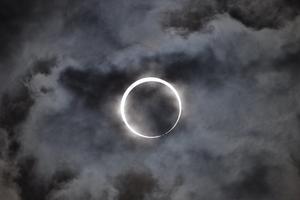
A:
120 77 182 139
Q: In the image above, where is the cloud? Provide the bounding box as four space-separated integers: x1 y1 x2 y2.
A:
1 1 300 200
162 0 300 32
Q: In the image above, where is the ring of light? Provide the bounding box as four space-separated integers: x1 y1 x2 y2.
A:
120 77 182 139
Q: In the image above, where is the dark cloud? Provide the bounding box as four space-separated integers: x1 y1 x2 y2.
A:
0 86 34 132
227 0 300 29
0 0 300 200
162 0 300 32
59 67 136 108
0 0 66 64
114 170 158 200
275 42 300 76
16 156 77 200
0 84 34 161
31 57 58 76
223 162 272 199
0 0 37 62
161 51 228 88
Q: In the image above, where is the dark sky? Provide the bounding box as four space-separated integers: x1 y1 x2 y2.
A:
1 0 300 200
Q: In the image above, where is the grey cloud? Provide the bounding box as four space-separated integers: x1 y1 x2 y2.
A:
1 1 300 200
162 0 300 32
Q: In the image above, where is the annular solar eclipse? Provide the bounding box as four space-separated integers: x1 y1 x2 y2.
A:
120 77 182 139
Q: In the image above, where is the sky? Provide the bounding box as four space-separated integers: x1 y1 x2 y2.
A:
1 0 300 200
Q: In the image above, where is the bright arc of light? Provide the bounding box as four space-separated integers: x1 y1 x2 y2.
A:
120 77 182 139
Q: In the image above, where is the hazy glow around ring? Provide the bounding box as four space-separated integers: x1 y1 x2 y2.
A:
120 77 182 139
